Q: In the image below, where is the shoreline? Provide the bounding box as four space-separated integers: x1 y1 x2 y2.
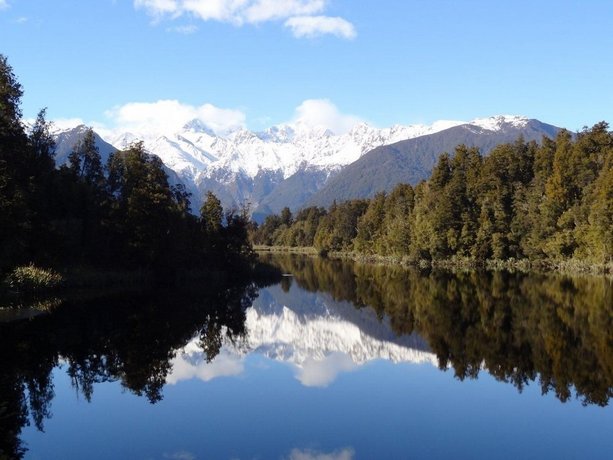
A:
0 261 274 312
254 245 613 276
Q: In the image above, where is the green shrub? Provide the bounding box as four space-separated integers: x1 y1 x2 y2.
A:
4 264 64 293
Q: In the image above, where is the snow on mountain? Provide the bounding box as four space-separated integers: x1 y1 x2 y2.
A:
105 115 526 178
103 114 527 182
52 114 533 212
470 114 530 131
167 284 437 387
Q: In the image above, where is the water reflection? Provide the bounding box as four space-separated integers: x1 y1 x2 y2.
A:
1 255 612 458
286 447 355 460
0 268 279 460
262 254 613 407
167 282 434 388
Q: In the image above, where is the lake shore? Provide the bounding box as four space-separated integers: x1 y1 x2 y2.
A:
254 245 613 276
0 261 281 313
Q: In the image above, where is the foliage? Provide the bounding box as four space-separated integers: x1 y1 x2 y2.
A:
254 124 613 269
0 54 255 283
3 264 64 293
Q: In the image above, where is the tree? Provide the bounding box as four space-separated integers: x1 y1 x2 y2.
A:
0 54 29 269
0 58 57 268
25 109 58 258
68 127 105 190
106 142 177 267
380 183 414 256
354 192 386 253
314 199 368 252
200 191 223 235
280 206 293 227
222 204 255 264
0 54 24 138
29 108 56 172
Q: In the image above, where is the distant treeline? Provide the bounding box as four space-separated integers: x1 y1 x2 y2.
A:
252 123 613 267
0 55 251 277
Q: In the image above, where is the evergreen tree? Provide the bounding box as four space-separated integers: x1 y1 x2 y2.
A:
354 192 386 253
106 142 178 267
68 127 105 190
314 199 368 252
380 183 414 256
200 191 223 235
0 54 30 269
280 207 293 227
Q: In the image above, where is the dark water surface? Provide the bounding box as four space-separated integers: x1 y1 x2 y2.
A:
1 255 612 459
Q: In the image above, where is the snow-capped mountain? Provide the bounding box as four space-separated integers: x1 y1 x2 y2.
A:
52 114 553 216
307 116 560 208
167 284 437 387
108 118 467 183
103 117 468 212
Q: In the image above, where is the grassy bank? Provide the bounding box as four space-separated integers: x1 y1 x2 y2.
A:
253 245 318 255
0 262 264 312
255 246 613 276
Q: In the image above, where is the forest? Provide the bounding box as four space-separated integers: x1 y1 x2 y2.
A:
0 55 253 288
252 124 613 270
3 48 612 285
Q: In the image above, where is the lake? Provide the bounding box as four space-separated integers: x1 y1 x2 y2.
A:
1 254 612 459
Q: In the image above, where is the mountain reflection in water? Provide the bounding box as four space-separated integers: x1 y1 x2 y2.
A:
1 255 612 459
168 282 436 388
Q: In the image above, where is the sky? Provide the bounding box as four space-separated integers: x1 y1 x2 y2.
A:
1 0 613 136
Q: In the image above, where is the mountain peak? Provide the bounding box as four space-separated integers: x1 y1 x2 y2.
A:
469 115 530 131
259 124 297 143
182 119 216 136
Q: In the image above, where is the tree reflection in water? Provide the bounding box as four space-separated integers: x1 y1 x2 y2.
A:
0 266 280 460
1 256 611 458
263 254 612 407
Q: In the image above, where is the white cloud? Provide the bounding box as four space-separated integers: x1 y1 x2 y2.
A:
166 346 245 384
49 117 86 131
284 15 355 39
287 448 355 460
295 352 356 387
242 0 325 24
178 0 241 23
49 97 362 139
105 99 245 136
292 99 363 134
0 0 9 10
134 0 180 18
133 0 356 38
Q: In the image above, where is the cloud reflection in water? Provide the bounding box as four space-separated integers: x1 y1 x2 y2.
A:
166 285 435 387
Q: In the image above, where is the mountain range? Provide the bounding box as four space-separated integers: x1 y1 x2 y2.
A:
52 115 562 219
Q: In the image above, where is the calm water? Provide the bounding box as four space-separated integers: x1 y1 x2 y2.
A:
1 255 612 459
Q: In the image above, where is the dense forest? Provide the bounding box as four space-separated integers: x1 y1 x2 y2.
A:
252 125 613 268
0 55 252 284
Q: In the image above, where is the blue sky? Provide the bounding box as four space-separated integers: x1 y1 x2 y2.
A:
1 0 612 134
